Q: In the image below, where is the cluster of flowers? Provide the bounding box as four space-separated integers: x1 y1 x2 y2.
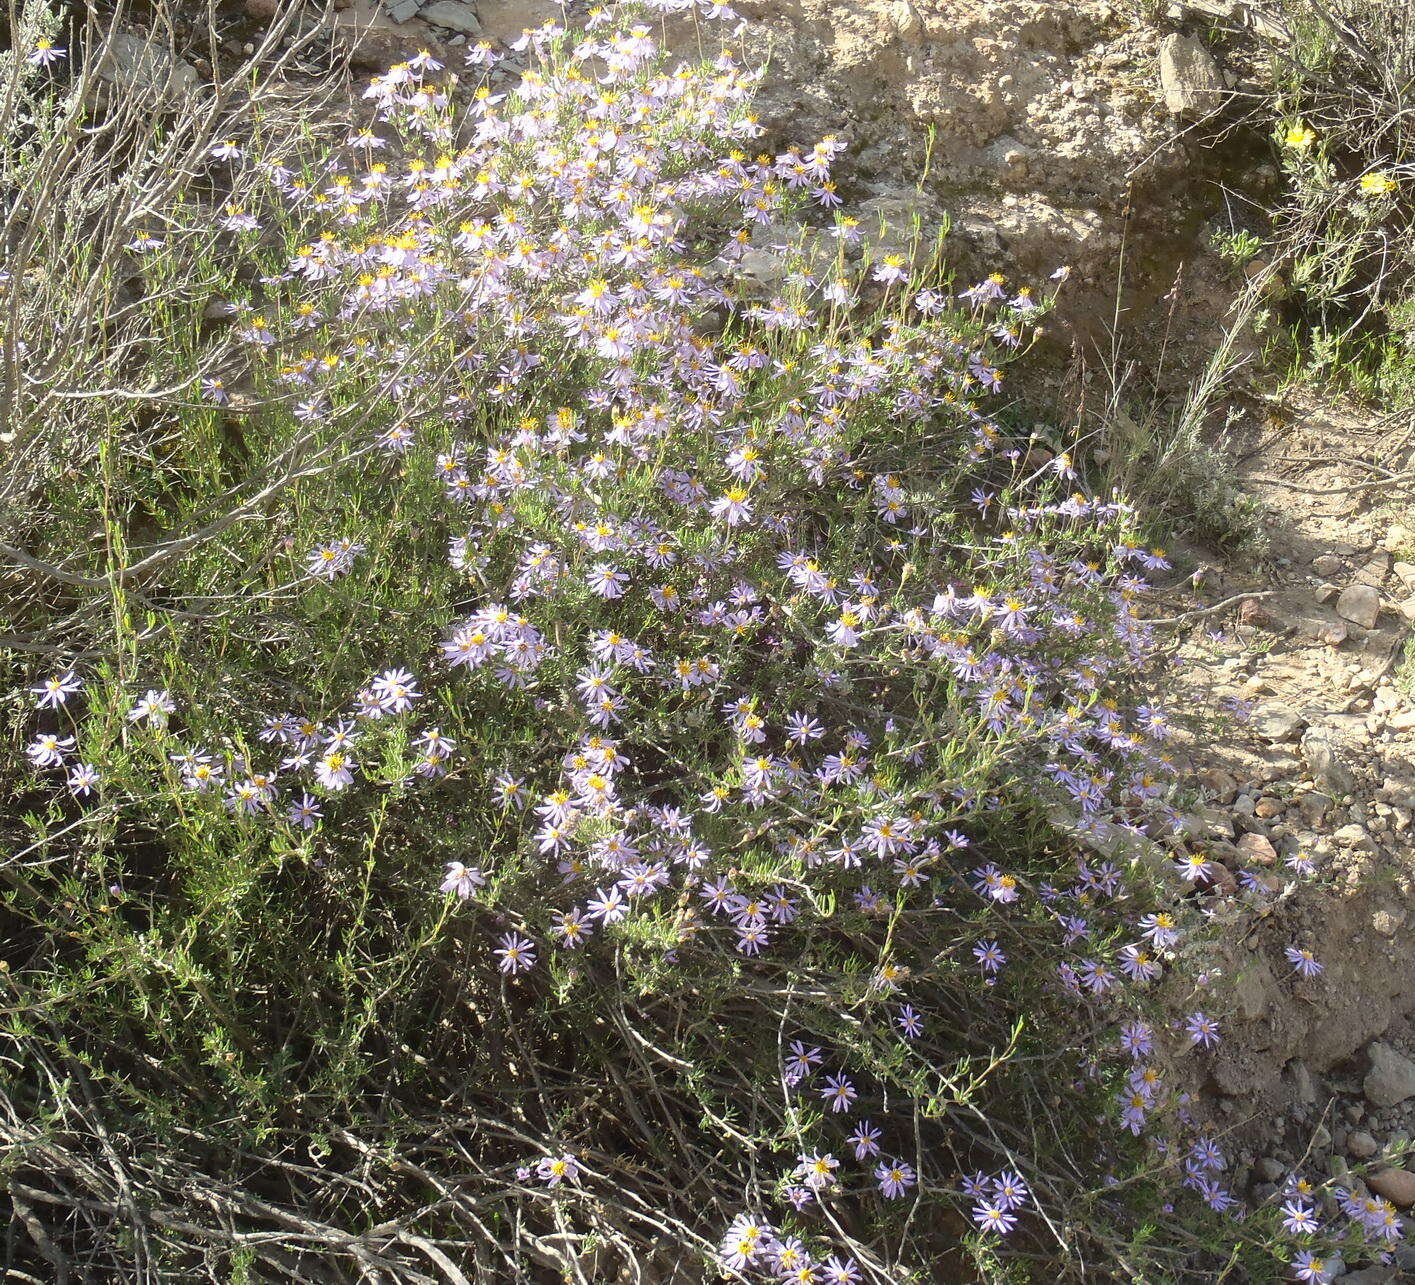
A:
1105 1004 1404 1281
1274 1172 1405 1256
18 3 1367 1278
719 1214 863 1284
720 1167 1029 1281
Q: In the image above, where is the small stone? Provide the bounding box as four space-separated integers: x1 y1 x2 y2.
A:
389 0 423 21
1235 832 1278 865
1239 597 1282 630
1290 1059 1319 1105
245 0 278 16
1373 908 1404 937
1365 1042 1415 1108
1377 776 1415 808
1347 1129 1379 1159
1393 560 1415 591
419 0 481 32
1333 823 1376 852
1257 1156 1285 1184
1158 33 1226 116
1313 553 1345 577
1336 583 1382 628
1254 706 1305 743
1254 796 1283 819
1369 1166 1415 1208
1291 793 1333 825
1357 550 1392 585
1294 614 1349 646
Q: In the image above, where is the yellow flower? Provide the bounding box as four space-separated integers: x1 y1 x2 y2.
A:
1361 170 1397 195
1283 123 1316 150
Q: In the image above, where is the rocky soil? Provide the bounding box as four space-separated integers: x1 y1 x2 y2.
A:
1150 394 1415 1276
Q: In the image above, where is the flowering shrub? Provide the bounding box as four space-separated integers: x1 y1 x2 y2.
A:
3 2 1407 1280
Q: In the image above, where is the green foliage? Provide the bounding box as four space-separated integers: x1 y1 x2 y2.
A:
1208 226 1265 273
1219 3 1415 406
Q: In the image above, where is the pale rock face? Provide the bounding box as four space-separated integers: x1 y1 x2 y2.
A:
1335 583 1382 628
1158 32 1226 116
420 1 483 35
649 0 1225 346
